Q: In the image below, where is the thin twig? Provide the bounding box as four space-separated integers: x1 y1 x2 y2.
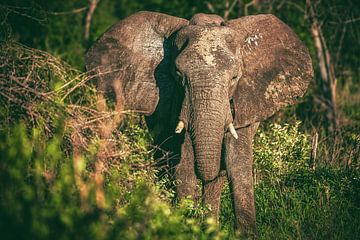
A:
344 16 360 24
311 130 319 170
224 0 238 20
205 2 215 13
48 7 88 16
335 25 346 66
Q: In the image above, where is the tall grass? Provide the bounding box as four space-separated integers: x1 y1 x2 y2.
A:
220 123 360 239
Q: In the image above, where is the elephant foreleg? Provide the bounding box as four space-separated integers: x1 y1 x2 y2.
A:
175 132 198 201
202 170 227 223
224 123 259 236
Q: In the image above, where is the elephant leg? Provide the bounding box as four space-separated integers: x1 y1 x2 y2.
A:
224 123 259 236
202 170 227 223
175 132 197 201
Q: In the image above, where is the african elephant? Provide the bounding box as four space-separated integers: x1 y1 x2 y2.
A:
85 11 313 235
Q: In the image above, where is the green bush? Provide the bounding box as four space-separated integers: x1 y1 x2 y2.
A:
0 42 226 239
253 123 360 239
253 122 311 183
220 122 360 239
0 121 228 240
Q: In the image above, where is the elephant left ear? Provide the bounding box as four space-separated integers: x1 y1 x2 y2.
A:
227 14 313 127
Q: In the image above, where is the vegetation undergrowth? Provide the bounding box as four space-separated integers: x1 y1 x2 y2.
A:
1 0 360 238
220 123 360 239
1 40 360 240
0 42 225 240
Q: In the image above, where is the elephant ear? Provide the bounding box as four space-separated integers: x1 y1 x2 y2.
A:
227 14 313 127
85 11 188 115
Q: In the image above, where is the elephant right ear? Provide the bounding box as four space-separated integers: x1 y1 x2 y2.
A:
227 14 313 127
85 11 188 115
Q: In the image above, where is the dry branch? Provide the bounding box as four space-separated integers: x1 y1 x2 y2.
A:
224 0 238 20
311 130 319 170
84 0 99 41
48 7 88 16
1 40 160 210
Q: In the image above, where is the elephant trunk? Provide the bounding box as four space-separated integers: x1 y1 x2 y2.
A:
189 88 231 182
191 118 223 182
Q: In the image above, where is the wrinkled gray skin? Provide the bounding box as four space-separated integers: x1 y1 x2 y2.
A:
85 11 313 235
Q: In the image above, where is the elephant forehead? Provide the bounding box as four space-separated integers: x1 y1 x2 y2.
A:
184 27 237 67
184 25 235 39
190 13 224 26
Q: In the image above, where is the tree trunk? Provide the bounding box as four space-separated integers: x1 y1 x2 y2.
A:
307 0 338 134
84 0 99 42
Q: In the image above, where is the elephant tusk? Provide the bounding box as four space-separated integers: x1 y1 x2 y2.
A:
228 123 238 139
175 121 185 134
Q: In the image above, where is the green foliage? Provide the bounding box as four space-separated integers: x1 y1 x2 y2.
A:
0 40 226 239
253 122 311 182
220 122 360 239
0 122 85 240
111 182 225 240
0 41 97 137
256 168 360 239
1 1 360 239
0 121 228 240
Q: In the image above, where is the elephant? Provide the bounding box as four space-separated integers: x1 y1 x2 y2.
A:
85 11 313 235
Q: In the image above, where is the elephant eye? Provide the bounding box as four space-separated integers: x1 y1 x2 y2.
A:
230 75 239 87
228 76 239 98
231 75 238 82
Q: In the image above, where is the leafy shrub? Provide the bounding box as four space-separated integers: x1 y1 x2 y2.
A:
0 41 96 138
0 42 226 239
220 122 360 239
253 123 360 239
0 120 228 240
253 122 311 183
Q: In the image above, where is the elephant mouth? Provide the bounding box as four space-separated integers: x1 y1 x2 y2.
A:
173 95 238 181
174 97 238 139
175 119 238 139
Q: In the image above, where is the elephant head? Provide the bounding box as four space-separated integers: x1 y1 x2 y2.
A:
85 11 313 184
